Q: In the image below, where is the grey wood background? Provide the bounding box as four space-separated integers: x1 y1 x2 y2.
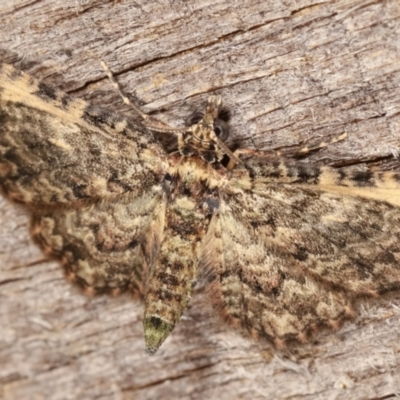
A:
1 1 400 399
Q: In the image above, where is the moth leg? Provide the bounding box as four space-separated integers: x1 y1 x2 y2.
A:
293 132 347 157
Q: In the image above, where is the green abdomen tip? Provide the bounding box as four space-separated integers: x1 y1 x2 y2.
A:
144 315 175 355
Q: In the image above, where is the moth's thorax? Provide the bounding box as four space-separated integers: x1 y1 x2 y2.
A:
167 156 228 191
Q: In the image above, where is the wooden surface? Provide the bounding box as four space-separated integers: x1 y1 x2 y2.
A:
1 1 400 399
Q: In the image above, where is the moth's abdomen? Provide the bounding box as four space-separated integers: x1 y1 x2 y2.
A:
143 175 219 354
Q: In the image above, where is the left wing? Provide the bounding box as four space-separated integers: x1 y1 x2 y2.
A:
0 63 167 205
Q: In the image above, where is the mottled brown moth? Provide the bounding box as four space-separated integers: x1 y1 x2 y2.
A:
1 62 400 355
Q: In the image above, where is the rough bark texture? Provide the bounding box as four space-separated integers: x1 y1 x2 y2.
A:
1 1 400 399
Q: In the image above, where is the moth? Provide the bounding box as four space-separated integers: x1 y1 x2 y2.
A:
1 62 400 355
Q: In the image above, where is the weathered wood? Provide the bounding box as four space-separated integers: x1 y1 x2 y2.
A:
1 1 400 399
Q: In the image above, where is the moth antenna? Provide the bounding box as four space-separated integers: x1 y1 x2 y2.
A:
215 135 243 167
100 60 186 135
100 60 148 120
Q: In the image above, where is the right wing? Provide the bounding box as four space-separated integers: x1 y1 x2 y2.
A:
199 159 400 347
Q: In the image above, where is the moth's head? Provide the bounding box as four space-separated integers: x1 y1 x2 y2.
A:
179 96 231 163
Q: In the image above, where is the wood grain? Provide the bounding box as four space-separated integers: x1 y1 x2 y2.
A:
1 1 400 399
